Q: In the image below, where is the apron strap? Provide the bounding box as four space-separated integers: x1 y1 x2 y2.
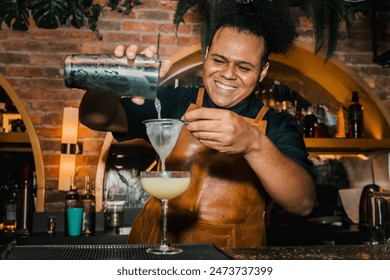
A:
254 105 270 134
193 88 269 133
195 88 205 109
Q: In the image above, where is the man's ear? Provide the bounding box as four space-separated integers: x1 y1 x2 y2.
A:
259 62 269 82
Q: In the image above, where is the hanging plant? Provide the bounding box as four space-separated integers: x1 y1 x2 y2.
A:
0 0 142 39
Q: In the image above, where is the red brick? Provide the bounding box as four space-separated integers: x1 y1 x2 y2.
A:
177 35 201 46
31 29 68 40
135 10 173 21
96 20 122 32
159 23 177 34
158 0 177 11
122 21 158 32
103 32 142 45
176 24 192 35
0 52 30 64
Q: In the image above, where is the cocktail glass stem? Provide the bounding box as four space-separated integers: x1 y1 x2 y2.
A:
161 198 169 247
146 196 183 254
160 159 166 172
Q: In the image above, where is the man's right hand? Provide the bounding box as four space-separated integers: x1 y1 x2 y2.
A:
114 44 172 105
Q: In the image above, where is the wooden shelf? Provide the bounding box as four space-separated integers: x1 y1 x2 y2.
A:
305 138 390 155
0 132 32 152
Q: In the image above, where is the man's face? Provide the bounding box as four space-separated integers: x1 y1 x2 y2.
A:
203 27 269 108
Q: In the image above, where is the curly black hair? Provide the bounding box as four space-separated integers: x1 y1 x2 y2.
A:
209 0 298 65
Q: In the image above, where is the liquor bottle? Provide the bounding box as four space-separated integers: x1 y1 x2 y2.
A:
348 91 364 138
4 185 19 233
15 163 34 236
64 176 81 236
0 184 5 232
81 175 96 236
314 105 330 138
303 111 318 138
16 177 34 236
293 101 304 136
32 171 37 209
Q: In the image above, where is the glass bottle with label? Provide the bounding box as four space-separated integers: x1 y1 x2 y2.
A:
348 91 364 138
4 185 19 233
303 111 318 138
81 175 96 236
32 171 37 209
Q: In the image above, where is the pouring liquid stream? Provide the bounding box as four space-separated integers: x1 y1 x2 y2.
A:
154 97 165 171
155 97 162 120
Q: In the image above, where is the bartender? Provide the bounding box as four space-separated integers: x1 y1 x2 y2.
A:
79 1 316 247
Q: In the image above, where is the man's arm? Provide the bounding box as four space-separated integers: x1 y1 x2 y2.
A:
243 128 315 216
183 107 316 216
79 91 128 133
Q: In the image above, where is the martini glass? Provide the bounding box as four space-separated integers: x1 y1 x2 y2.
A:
141 118 188 254
140 170 190 254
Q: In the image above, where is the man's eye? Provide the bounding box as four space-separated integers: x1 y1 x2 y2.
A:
238 66 250 71
213 58 225 64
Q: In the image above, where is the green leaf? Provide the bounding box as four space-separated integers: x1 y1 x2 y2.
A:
308 0 325 54
86 4 103 39
30 0 69 29
174 0 203 28
0 0 30 31
327 0 345 17
326 5 340 62
66 0 85 28
108 0 120 10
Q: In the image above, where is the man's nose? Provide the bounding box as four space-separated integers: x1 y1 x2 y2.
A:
220 63 237 79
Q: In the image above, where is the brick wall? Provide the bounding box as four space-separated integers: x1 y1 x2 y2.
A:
0 2 389 211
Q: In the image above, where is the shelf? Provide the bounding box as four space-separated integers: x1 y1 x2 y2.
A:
0 132 32 152
305 138 390 155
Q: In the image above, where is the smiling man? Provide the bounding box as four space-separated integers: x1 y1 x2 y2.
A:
79 0 316 247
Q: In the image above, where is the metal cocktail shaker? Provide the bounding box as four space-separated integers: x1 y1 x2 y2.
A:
64 54 160 100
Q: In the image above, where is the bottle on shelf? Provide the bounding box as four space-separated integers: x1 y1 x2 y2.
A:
294 100 304 136
64 176 81 236
32 171 37 210
348 91 364 138
0 184 5 232
81 175 96 236
4 184 19 233
314 105 330 138
16 179 34 236
0 102 6 132
15 163 34 236
303 111 318 138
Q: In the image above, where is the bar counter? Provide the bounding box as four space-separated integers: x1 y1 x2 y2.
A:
2 234 390 259
224 244 390 260
1 211 388 260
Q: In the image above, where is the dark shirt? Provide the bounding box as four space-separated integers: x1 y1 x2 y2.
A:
115 85 311 171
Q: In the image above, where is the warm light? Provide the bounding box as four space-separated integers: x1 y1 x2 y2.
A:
61 107 79 143
58 107 79 191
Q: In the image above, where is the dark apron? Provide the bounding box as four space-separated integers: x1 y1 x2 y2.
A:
128 88 270 247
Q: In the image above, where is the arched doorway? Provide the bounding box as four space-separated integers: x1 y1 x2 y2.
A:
0 75 45 212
